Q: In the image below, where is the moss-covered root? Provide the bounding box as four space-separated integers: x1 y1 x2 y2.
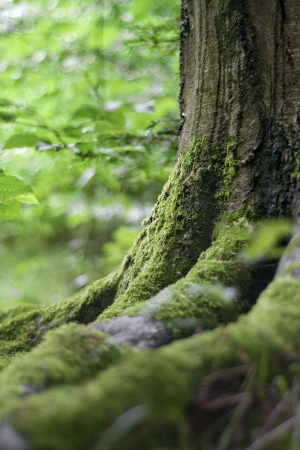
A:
0 323 126 421
0 269 120 370
103 219 255 337
1 273 299 450
99 138 231 319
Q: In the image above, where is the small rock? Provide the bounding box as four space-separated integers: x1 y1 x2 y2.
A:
0 420 32 450
91 315 172 349
20 384 40 398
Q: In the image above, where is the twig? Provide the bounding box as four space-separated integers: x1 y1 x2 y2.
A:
244 416 297 450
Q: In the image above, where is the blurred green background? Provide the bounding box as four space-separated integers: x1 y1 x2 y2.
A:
0 0 180 307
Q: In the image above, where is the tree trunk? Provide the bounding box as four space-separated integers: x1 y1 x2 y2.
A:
0 1 300 449
179 0 300 218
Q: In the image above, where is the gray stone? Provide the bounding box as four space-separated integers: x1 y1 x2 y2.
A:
0 421 32 450
91 315 172 349
20 384 40 398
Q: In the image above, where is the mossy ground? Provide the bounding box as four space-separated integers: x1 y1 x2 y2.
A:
0 215 277 450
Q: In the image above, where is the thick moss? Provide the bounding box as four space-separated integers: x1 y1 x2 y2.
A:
0 304 39 325
99 138 214 319
99 137 253 321
118 219 253 338
0 270 120 370
215 139 241 202
2 275 299 450
0 323 126 420
100 137 246 320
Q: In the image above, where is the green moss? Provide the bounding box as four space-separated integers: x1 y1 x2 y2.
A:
124 220 253 338
215 139 241 202
219 201 255 224
4 274 300 450
0 355 19 373
0 304 39 325
0 270 121 370
0 323 126 419
99 138 215 319
99 138 246 321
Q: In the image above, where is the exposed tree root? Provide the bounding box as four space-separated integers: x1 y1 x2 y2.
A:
0 269 298 449
0 217 293 449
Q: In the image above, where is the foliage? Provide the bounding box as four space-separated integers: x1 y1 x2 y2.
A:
0 0 181 307
241 220 293 262
0 169 37 220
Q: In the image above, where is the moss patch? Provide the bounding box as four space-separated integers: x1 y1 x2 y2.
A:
124 219 253 338
0 323 126 420
0 304 39 325
215 139 241 202
100 138 247 320
99 138 214 319
0 270 121 371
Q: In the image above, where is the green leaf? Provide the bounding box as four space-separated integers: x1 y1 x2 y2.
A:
104 111 126 133
73 109 126 132
73 106 100 120
62 127 85 138
242 219 293 262
0 175 33 201
15 194 39 205
0 201 21 221
74 142 95 156
95 121 118 135
3 133 40 150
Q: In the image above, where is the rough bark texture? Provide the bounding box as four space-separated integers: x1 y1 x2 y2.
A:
0 0 299 449
179 0 300 218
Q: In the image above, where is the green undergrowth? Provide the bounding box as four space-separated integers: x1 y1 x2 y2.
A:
1 274 299 450
106 218 254 338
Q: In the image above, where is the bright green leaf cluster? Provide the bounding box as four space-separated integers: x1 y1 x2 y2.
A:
241 219 293 262
0 171 38 221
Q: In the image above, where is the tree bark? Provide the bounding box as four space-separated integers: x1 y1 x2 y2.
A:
180 0 300 218
0 1 299 449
